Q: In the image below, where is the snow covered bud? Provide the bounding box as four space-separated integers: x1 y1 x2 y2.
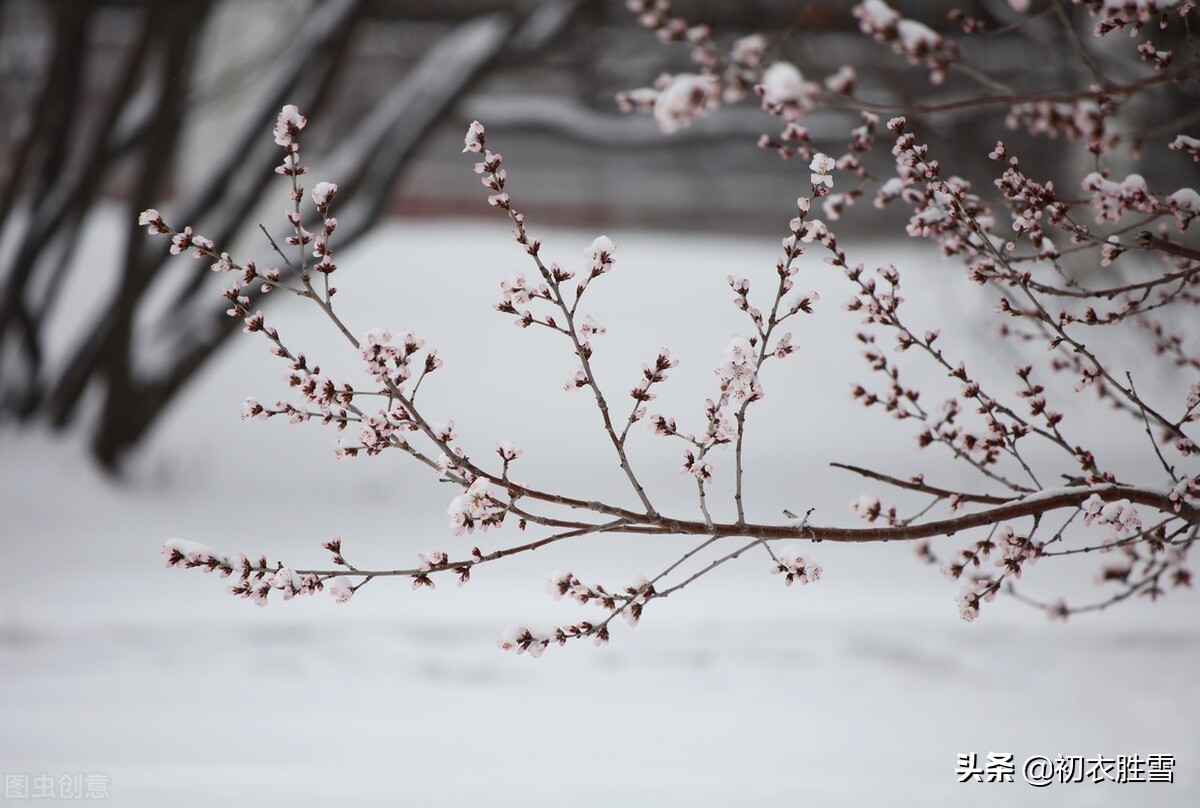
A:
771 544 823 586
497 625 550 657
759 61 820 121
273 104 307 147
1081 495 1142 536
809 153 835 193
446 478 503 536
716 335 762 401
586 234 615 266
311 182 337 215
579 315 606 340
653 73 720 134
463 120 486 153
495 440 523 463
957 591 980 622
329 576 354 604
731 33 767 67
240 397 268 421
1169 134 1200 163
564 368 588 391
138 208 168 235
824 66 857 95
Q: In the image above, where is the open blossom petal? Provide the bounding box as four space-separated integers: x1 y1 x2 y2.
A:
809 152 835 188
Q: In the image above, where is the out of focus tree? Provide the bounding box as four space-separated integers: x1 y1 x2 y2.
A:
0 0 579 468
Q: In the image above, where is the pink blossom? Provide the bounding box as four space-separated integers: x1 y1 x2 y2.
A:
273 104 306 147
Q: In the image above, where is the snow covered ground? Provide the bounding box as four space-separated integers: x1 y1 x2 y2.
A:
1 214 1197 805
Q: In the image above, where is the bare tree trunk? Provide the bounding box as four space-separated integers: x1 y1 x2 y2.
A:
0 0 582 471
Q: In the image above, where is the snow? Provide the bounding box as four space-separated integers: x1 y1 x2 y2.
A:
760 61 807 105
653 74 719 134
856 0 901 32
2 210 1197 805
1167 188 1200 210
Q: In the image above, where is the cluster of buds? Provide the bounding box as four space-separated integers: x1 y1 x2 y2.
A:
956 578 1000 622
446 477 507 536
757 61 821 122
617 3 775 129
1080 169 1200 230
1082 495 1144 536
851 494 898 524
715 335 763 402
272 104 308 177
309 182 339 274
1005 99 1114 155
358 327 436 390
162 539 323 607
1075 0 1192 36
852 0 959 84
629 348 679 414
770 545 823 586
547 571 656 628
994 526 1045 579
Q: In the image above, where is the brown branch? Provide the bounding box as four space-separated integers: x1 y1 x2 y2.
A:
830 463 1012 505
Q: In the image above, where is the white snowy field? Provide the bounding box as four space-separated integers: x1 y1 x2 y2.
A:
1 212 1197 806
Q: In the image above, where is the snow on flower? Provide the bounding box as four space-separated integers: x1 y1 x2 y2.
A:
546 570 574 600
497 625 550 657
1081 494 1142 535
564 368 588 391
446 477 502 536
760 61 820 120
715 336 761 399
897 18 940 51
429 420 457 442
653 73 719 134
854 0 901 32
731 34 767 67
761 61 807 105
329 576 354 604
495 440 522 462
463 120 485 153
1169 134 1200 161
240 397 267 421
957 591 980 622
824 65 857 95
138 208 168 234
585 235 615 260
723 335 755 366
771 544 823 586
273 104 306 147
579 315 606 340
1167 187 1200 211
851 494 882 522
162 538 215 567
311 182 337 210
417 550 448 571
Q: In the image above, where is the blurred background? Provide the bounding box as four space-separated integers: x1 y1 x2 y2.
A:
5 0 1197 468
1 1 1198 805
